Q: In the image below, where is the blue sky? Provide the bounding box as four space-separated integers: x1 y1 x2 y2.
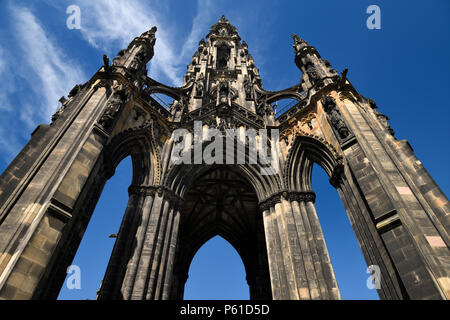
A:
0 0 449 300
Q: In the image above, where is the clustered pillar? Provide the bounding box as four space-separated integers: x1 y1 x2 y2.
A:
98 185 182 300
260 191 341 300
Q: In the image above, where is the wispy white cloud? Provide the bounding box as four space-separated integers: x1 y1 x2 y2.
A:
76 0 182 86
0 0 219 163
0 47 21 161
11 6 85 123
75 0 217 87
180 0 214 60
0 47 14 113
0 5 85 162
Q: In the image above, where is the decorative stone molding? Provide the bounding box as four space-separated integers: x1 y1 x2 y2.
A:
102 119 163 184
51 83 87 122
281 122 342 160
98 83 132 130
258 190 316 211
128 184 184 210
366 98 395 136
321 95 351 141
329 160 345 188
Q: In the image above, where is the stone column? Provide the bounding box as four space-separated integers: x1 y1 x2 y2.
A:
97 186 153 299
247 228 272 300
260 191 341 300
105 186 182 300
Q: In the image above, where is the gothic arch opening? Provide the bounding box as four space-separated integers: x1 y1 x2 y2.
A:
217 44 230 70
171 167 272 300
311 164 379 300
57 156 133 300
271 98 298 116
283 135 406 299
285 135 379 298
43 125 159 300
149 93 174 110
184 235 249 300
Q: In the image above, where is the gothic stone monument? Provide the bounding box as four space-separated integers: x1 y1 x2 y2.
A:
0 16 448 300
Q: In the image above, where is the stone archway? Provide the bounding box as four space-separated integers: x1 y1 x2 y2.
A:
170 167 272 300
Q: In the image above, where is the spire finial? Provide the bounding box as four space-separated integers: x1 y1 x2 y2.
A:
292 33 308 54
219 15 228 23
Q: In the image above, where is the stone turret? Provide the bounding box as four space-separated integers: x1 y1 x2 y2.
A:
178 16 263 116
292 33 339 94
112 26 157 79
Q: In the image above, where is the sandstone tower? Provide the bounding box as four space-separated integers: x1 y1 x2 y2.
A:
0 16 448 300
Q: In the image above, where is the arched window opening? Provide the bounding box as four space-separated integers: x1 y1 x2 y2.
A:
311 164 379 300
150 93 174 110
272 98 298 116
217 45 230 70
57 156 133 300
184 236 249 300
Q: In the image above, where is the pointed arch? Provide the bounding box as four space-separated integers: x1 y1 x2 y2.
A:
162 136 283 202
103 121 162 186
284 134 343 191
170 166 272 300
184 235 249 300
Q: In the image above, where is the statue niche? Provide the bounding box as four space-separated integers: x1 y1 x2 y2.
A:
218 81 229 105
195 73 205 97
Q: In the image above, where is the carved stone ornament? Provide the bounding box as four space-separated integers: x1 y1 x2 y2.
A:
292 33 308 54
51 84 85 122
258 190 316 211
322 95 350 140
243 75 253 99
51 98 68 123
306 65 319 82
99 84 130 130
128 185 184 210
375 110 395 136
367 98 395 136
195 73 205 97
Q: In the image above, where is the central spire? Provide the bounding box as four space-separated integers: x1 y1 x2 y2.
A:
169 16 271 126
207 14 240 40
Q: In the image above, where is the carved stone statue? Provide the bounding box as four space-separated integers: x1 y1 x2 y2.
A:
243 75 253 99
306 64 319 82
99 84 130 129
322 95 350 140
375 111 395 136
219 27 228 37
198 39 206 56
51 97 68 122
129 51 147 72
218 81 229 104
103 54 111 73
195 73 205 97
